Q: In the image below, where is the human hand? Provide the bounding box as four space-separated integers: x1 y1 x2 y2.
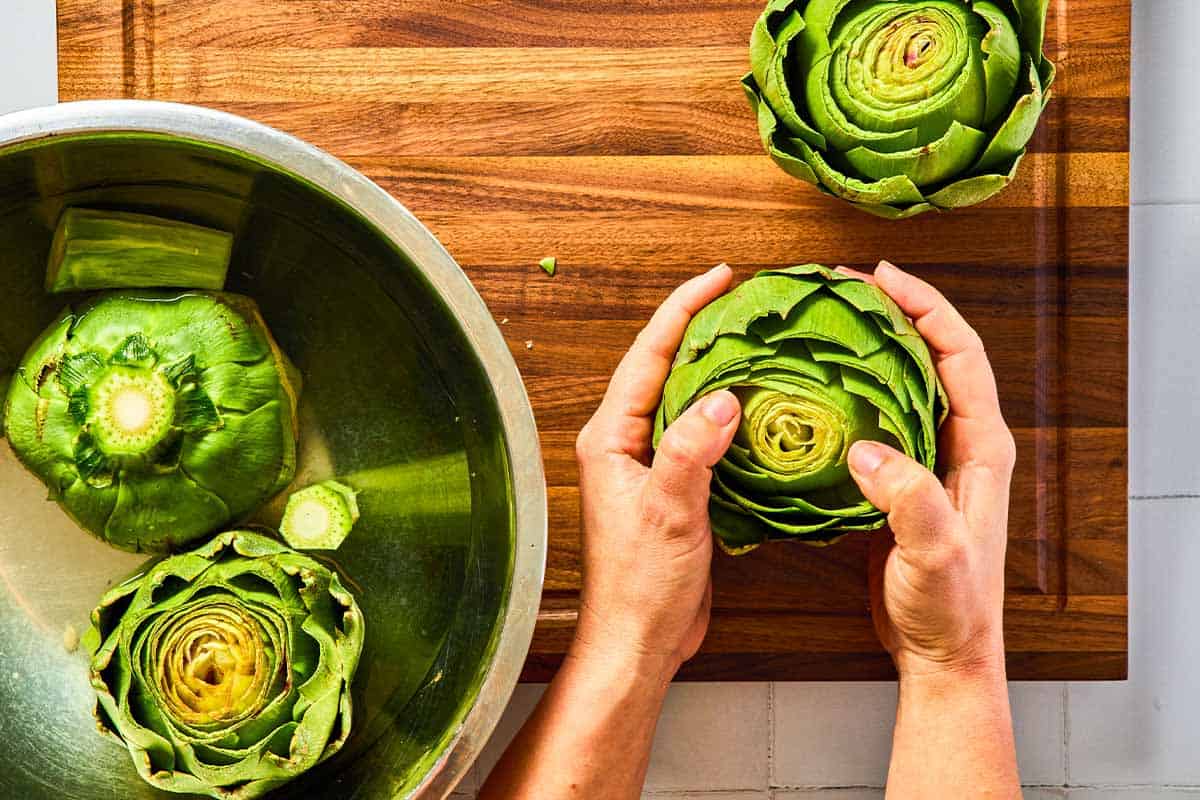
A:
841 262 1016 680
572 264 739 677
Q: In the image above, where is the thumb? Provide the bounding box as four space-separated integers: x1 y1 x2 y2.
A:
848 440 959 551
646 391 741 531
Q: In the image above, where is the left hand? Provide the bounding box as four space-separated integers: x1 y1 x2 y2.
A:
571 264 739 676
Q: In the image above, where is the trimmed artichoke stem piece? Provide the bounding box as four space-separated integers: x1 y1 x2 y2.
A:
280 479 360 550
1 291 300 552
654 264 947 553
46 208 232 293
84 531 365 800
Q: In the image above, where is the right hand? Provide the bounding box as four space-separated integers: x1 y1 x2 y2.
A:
842 262 1017 679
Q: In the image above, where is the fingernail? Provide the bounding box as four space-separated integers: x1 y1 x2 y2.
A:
706 262 731 276
849 440 887 476
876 261 899 277
698 390 739 426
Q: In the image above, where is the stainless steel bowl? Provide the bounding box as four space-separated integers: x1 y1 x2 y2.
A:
0 100 546 798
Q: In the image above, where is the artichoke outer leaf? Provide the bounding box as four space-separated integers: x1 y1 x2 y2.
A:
200 361 287 414
971 55 1045 174
845 121 989 188
155 293 271 368
1012 0 1050 62
974 0 1023 124
4 379 77 487
742 76 823 186
925 161 1019 210
176 384 223 433
752 291 890 358
750 2 826 147
69 293 177 356
794 138 927 207
709 495 771 554
179 401 293 518
105 472 230 553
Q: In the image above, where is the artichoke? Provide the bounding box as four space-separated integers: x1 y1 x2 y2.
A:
2 291 299 552
743 0 1055 218
654 264 947 552
85 530 365 799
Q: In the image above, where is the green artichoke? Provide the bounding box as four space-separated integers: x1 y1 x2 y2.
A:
654 265 947 552
85 530 365 799
2 291 300 552
743 0 1055 218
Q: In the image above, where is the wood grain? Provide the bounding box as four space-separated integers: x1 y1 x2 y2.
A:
57 0 1130 680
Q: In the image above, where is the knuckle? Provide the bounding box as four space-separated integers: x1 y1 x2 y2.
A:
893 467 942 507
657 427 703 471
575 422 598 462
641 494 694 535
927 537 970 576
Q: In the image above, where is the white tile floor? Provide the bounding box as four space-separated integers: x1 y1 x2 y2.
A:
9 0 1197 797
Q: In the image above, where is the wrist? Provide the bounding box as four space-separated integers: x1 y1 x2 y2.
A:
893 627 1007 684
567 620 682 692
572 606 685 681
897 645 1007 697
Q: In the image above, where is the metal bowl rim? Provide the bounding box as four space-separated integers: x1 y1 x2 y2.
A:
0 99 548 799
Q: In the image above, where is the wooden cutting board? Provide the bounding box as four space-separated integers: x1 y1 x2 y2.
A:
57 0 1129 680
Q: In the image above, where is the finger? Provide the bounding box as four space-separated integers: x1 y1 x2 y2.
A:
834 265 875 283
872 262 1003 424
871 262 1016 478
848 440 961 553
644 390 740 536
585 264 733 459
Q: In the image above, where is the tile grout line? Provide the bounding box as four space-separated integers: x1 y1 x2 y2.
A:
1131 494 1200 501
767 681 776 790
1062 682 1071 784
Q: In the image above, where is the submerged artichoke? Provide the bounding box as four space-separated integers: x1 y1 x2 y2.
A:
743 0 1055 217
2 291 299 552
654 264 947 552
86 530 365 799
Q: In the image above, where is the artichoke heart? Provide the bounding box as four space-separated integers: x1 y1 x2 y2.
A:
654 264 947 553
743 0 1055 217
85 530 364 800
2 291 300 552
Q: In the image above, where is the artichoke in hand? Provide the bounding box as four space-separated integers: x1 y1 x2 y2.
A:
654 264 947 553
85 530 365 799
3 291 300 552
743 0 1055 217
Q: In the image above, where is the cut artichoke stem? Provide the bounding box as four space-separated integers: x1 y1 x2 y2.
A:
280 479 360 550
88 368 176 457
46 208 233 294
